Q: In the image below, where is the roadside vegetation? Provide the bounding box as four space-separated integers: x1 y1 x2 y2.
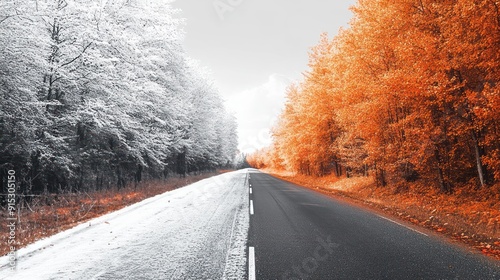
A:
1 1 239 200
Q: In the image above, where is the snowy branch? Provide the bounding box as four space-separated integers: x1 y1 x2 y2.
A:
58 42 93 69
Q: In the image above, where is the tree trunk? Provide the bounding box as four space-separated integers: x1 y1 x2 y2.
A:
471 130 486 188
434 148 450 193
333 161 340 177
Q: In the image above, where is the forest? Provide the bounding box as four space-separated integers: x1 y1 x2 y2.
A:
249 0 500 193
0 0 239 199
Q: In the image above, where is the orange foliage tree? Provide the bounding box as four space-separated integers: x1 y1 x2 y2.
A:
250 0 500 192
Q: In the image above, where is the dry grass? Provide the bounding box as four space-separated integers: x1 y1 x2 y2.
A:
268 170 500 260
0 172 219 257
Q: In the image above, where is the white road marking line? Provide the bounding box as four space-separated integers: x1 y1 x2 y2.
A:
250 188 252 194
250 200 254 215
249 246 256 280
377 214 428 236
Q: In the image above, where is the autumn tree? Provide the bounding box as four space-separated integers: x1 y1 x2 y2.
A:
255 0 500 192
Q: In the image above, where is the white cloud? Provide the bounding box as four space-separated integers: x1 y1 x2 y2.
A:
225 74 291 154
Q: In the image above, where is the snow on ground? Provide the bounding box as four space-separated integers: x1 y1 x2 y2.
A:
0 170 250 280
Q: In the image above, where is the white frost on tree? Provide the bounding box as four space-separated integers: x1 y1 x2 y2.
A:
0 0 239 194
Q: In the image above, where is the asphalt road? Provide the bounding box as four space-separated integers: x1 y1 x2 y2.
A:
247 170 500 280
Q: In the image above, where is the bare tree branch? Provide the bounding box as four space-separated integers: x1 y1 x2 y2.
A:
0 8 23 24
0 15 15 25
58 42 93 69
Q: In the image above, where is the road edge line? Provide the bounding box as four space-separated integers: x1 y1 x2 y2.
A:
248 246 256 280
377 214 428 236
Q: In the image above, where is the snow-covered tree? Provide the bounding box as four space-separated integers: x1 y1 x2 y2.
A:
0 0 238 197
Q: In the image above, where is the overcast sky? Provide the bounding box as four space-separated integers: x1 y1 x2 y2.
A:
171 0 356 153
